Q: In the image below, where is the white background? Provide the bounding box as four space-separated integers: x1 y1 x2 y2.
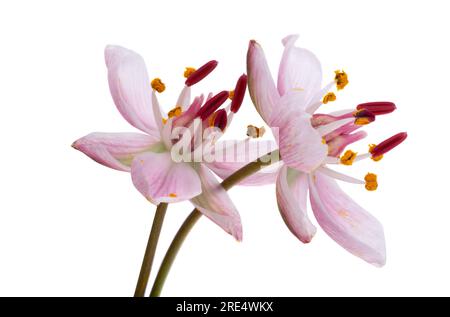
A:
0 0 447 296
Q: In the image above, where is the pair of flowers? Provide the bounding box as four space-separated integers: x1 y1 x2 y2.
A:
73 35 406 267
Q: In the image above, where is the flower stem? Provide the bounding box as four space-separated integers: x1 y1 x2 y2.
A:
134 202 168 297
149 150 280 297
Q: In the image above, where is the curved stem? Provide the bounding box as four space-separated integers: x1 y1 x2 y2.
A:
150 150 279 297
134 202 168 297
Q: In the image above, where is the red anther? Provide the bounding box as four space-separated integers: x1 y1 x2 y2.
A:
185 60 218 87
196 91 229 120
230 74 247 113
356 102 396 115
213 109 228 131
371 132 407 157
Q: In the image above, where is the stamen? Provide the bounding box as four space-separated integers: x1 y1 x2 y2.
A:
364 173 378 191
322 92 336 104
316 117 354 136
357 102 396 115
167 106 182 118
185 60 218 87
151 78 166 93
370 132 407 158
169 193 177 198
247 125 265 138
184 67 196 78
318 166 364 184
196 90 229 120
369 144 383 161
340 150 357 165
230 74 248 113
353 109 375 126
335 70 348 90
213 109 228 131
228 90 235 100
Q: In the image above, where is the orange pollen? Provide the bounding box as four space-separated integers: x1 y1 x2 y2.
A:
364 173 378 191
184 67 196 78
322 92 336 104
167 106 182 119
168 193 177 198
151 78 166 93
340 150 357 165
229 90 235 100
334 70 349 90
369 144 383 161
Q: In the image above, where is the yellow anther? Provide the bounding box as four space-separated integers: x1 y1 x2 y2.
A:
340 150 357 166
322 92 337 104
151 78 166 93
321 138 326 144
169 193 177 198
364 173 378 191
162 118 167 125
184 67 196 78
354 117 371 126
369 144 383 161
167 106 182 118
334 70 348 90
229 90 235 100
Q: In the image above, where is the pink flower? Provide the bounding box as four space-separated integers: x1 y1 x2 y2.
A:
247 35 407 266
73 46 252 240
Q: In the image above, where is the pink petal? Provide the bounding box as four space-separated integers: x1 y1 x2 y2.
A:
276 165 316 243
206 139 279 186
191 165 243 241
72 132 161 171
272 107 327 173
309 172 386 266
247 40 280 124
131 151 202 204
277 35 322 102
105 45 158 134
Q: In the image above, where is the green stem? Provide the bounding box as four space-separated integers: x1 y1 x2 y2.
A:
134 202 168 297
150 150 280 297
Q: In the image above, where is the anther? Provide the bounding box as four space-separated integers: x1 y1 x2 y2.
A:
322 92 336 104
370 132 407 158
340 150 357 165
364 173 378 191
196 91 229 120
230 74 247 113
213 109 228 131
335 70 348 90
185 60 218 87
356 102 396 115
151 78 166 93
353 109 375 125
184 67 196 78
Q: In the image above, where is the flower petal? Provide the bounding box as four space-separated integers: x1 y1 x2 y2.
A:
191 165 243 241
131 151 202 204
247 40 280 124
277 34 322 102
105 45 158 134
205 139 279 185
271 107 327 173
72 132 161 171
308 172 386 266
276 165 316 243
